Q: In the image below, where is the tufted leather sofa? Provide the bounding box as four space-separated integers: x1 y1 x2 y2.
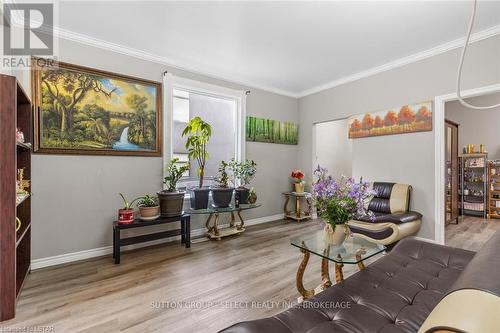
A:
220 232 500 333
348 182 422 245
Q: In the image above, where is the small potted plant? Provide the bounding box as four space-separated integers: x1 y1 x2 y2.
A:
211 160 234 208
137 194 160 220
158 158 190 217
182 116 212 209
229 159 257 204
248 187 257 204
118 193 141 224
291 169 305 193
312 166 374 244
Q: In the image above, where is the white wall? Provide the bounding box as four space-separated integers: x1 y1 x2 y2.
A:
298 35 500 241
446 92 500 159
16 37 298 260
314 119 352 179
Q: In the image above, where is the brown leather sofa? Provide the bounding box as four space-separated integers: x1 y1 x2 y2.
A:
348 182 422 245
220 231 500 333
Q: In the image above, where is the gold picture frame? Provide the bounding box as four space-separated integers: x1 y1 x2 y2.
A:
31 58 162 156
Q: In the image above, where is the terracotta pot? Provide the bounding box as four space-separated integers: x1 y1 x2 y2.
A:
294 182 305 193
139 205 160 218
158 191 185 217
118 208 134 224
323 223 348 245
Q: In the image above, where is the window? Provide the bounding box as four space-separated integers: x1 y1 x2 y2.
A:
164 75 246 190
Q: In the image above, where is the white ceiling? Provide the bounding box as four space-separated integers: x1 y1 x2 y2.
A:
56 1 500 97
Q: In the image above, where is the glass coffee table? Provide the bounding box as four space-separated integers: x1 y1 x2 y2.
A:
188 203 261 240
290 229 386 300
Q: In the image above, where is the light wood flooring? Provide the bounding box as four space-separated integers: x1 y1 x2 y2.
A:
445 216 500 251
3 217 496 333
1 219 380 333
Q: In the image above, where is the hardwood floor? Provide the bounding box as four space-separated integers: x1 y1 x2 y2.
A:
1 219 381 333
445 216 500 251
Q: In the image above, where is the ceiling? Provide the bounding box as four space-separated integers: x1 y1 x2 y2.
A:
56 1 500 97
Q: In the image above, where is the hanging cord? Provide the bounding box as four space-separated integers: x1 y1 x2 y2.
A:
457 0 500 109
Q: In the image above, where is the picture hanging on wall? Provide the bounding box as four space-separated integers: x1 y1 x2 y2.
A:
31 58 162 156
246 116 298 145
348 101 432 139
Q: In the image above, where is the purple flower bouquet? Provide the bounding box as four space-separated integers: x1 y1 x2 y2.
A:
312 165 375 230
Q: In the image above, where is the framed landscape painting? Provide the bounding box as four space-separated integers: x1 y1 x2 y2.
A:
246 116 298 145
32 59 162 156
348 101 432 139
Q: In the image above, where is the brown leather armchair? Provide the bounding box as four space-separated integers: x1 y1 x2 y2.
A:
347 182 422 245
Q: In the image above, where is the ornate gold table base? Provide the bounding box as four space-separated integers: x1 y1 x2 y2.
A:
283 193 312 222
296 247 367 301
205 211 245 240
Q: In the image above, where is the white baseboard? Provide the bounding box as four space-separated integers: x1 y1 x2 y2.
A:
412 236 439 244
31 213 284 270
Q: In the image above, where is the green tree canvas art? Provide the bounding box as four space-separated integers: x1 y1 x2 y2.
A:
245 116 299 145
32 60 162 156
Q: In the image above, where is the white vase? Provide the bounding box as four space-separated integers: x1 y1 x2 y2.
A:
323 223 348 245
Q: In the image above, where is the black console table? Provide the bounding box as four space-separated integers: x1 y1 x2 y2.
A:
112 214 190 264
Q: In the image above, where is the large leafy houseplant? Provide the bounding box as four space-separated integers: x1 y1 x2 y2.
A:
182 116 212 189
182 117 212 209
158 158 190 217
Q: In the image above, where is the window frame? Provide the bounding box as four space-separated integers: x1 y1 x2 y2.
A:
163 73 246 191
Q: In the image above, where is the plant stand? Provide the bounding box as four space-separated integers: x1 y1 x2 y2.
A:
188 203 261 241
205 211 245 240
113 214 190 264
283 192 312 221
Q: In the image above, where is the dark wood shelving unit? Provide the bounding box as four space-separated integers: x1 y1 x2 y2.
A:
488 162 500 219
459 153 488 218
0 74 32 321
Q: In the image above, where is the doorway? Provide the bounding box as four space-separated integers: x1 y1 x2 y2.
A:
435 85 500 250
313 118 352 179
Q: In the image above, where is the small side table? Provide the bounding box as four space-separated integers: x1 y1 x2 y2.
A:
113 214 190 264
290 231 385 300
283 192 312 221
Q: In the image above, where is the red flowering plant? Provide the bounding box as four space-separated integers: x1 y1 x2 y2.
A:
291 170 305 184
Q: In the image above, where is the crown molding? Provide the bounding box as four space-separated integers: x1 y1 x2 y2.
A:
296 24 500 98
12 5 500 101
52 26 300 98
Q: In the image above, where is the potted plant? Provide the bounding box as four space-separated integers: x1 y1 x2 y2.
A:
291 169 305 193
137 194 160 220
311 165 374 244
118 193 141 224
211 160 234 208
158 158 190 217
229 159 257 204
182 116 212 209
248 187 257 204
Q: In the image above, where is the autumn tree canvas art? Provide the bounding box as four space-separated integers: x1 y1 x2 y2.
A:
32 60 162 156
348 102 432 139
